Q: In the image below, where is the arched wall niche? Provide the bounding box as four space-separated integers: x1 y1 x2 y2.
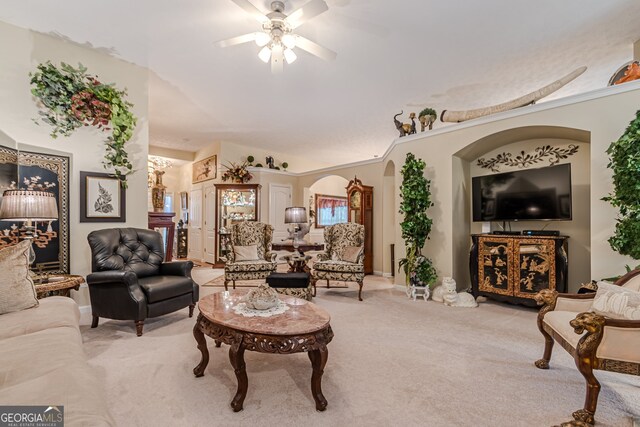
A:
451 125 591 292
383 160 396 276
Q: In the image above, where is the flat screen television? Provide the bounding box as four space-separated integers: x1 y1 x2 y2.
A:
472 163 572 222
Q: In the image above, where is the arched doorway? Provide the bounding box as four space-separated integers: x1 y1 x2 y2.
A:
383 161 396 276
305 175 350 243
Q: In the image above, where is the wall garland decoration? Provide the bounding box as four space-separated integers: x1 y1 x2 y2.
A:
29 61 137 186
477 144 579 172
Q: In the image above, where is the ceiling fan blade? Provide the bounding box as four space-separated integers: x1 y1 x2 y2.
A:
271 45 284 74
286 0 329 29
215 32 258 48
230 0 269 24
295 35 337 61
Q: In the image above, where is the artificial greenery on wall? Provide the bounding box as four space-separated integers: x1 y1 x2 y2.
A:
30 62 137 186
603 109 640 259
398 152 437 287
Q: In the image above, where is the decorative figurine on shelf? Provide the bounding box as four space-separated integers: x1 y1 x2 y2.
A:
265 156 275 169
393 110 417 137
418 107 437 131
613 61 640 85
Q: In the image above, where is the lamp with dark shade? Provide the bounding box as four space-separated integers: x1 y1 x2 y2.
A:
284 206 309 253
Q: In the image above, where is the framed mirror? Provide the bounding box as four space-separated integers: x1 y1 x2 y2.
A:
314 194 348 228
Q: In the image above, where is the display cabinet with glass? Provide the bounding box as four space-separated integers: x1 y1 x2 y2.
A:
213 184 261 267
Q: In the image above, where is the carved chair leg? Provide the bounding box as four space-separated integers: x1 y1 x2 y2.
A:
91 315 99 328
188 304 195 318
326 279 330 288
310 276 317 297
135 320 144 337
572 358 600 425
232 280 236 290
535 326 554 369
224 279 229 291
357 280 363 301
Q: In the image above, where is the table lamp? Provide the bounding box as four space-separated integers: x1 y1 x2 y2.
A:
0 189 59 265
284 206 308 254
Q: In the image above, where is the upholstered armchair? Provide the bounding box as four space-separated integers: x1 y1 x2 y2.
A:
224 221 277 290
87 228 199 336
311 222 365 301
534 270 640 426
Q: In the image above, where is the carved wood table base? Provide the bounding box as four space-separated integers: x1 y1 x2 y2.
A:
192 291 333 412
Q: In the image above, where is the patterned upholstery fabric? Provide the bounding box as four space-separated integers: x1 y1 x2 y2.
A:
311 223 366 301
273 286 313 301
314 260 364 273
224 222 277 290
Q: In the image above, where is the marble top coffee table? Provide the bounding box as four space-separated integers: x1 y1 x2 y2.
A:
192 290 333 412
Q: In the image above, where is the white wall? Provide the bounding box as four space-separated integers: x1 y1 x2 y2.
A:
0 21 149 305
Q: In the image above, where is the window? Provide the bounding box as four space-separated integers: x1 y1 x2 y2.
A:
314 194 348 228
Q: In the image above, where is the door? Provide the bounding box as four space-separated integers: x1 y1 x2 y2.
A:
269 183 292 243
203 184 216 264
189 188 203 261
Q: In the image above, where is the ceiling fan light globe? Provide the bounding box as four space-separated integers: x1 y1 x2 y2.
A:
258 46 272 63
284 48 297 64
282 34 296 49
255 32 271 47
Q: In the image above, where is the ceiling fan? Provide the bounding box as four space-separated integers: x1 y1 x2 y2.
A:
216 0 337 73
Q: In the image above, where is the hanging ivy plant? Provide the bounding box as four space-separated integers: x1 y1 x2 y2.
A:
398 152 437 287
30 61 137 186
603 109 640 259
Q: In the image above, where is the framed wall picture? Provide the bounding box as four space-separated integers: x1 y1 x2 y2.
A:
80 171 126 222
192 155 217 184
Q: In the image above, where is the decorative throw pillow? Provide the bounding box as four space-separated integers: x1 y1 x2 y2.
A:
592 280 640 320
234 245 260 262
0 240 39 315
341 245 363 263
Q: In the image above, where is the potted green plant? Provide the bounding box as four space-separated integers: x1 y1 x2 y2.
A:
247 155 255 166
281 162 289 171
603 109 640 260
418 107 437 132
398 153 437 298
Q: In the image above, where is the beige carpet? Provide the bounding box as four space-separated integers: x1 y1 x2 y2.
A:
80 277 640 426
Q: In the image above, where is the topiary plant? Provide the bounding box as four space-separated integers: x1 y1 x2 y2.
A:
603 109 640 259
281 162 289 170
419 107 437 118
398 152 437 287
247 155 255 165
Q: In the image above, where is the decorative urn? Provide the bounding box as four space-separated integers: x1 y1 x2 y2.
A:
151 170 166 212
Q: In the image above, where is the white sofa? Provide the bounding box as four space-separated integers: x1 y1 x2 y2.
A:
0 296 114 426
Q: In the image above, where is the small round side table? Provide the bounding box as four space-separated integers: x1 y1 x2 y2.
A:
34 274 84 299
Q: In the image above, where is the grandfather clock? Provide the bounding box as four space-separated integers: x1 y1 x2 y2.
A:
346 176 373 274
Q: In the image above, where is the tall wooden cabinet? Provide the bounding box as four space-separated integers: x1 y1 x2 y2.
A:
346 176 373 275
213 183 261 268
470 234 569 307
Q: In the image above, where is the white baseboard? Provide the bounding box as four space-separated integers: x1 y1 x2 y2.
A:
79 305 92 316
382 272 394 278
373 270 383 276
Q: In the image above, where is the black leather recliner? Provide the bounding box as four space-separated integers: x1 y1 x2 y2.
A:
86 228 199 336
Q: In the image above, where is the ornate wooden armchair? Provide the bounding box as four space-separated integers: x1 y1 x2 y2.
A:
224 221 277 290
535 270 640 426
311 223 365 301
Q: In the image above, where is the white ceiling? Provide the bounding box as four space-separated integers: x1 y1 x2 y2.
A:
1 0 639 167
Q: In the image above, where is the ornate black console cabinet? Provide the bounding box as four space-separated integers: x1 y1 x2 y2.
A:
470 234 568 307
